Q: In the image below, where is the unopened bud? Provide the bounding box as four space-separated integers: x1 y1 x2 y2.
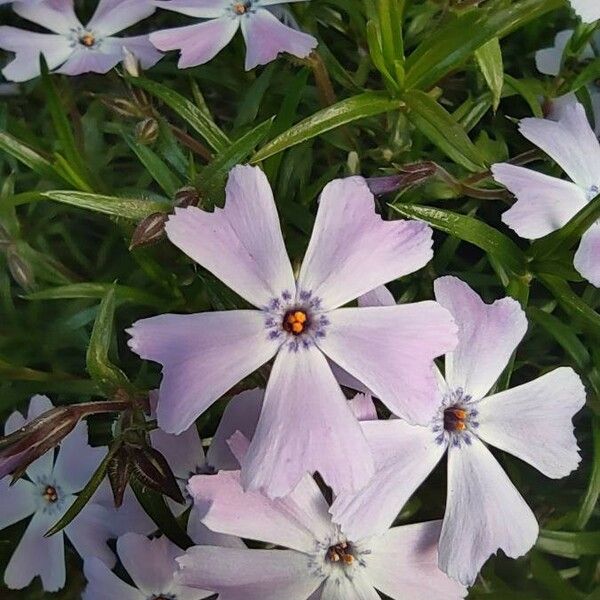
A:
130 212 168 250
122 48 140 78
365 162 437 196
107 446 132 508
129 446 185 504
101 97 144 119
174 186 200 208
135 117 159 146
6 246 35 291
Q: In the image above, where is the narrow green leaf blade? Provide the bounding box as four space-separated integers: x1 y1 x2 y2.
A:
475 38 504 111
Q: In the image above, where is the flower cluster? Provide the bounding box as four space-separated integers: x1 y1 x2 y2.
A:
0 0 317 81
0 0 597 598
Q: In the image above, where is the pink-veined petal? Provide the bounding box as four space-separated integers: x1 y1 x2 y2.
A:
331 419 445 541
64 503 115 567
4 509 65 592
165 165 295 307
241 8 317 70
13 0 81 34
475 367 585 478
127 310 278 434
570 0 600 23
53 421 105 494
154 0 230 17
297 177 433 311
439 437 539 586
317 303 457 424
0 28 73 82
117 533 181 595
150 18 239 69
574 222 600 287
434 276 528 400
492 163 587 239
83 557 143 600
206 388 264 471
367 521 467 600
241 345 375 498
189 469 328 553
56 47 123 76
0 478 36 529
358 285 396 307
87 0 155 37
176 546 322 600
519 102 600 191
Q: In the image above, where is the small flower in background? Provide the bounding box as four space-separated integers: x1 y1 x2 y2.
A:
177 432 466 600
128 165 457 499
150 0 318 70
0 0 163 82
535 30 600 133
0 395 114 592
492 103 600 286
83 528 242 600
331 276 585 586
569 0 600 23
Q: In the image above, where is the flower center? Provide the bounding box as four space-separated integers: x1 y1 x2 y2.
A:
233 1 251 14
587 184 600 201
443 406 468 432
283 310 308 335
326 542 356 566
42 485 58 504
79 32 96 47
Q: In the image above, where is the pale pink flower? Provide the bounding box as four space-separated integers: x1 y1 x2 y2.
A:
128 165 457 498
331 277 586 586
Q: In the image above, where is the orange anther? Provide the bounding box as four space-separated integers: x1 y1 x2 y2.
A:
293 311 307 324
291 322 304 334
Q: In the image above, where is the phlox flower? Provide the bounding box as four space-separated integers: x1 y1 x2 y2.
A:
177 432 467 600
0 0 162 82
150 0 317 70
569 0 600 23
0 395 114 591
83 529 242 600
492 102 600 287
535 30 600 133
128 165 457 498
330 277 586 586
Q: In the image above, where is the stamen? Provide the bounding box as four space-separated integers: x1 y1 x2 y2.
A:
233 1 250 14
283 310 309 335
443 406 468 432
79 33 95 47
327 541 355 566
42 485 58 503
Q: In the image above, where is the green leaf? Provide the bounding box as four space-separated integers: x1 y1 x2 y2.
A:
123 132 182 197
0 132 64 182
531 192 600 260
504 74 544 118
42 190 170 220
130 477 193 550
405 0 563 90
475 38 504 111
389 203 527 275
45 445 119 537
86 286 131 394
127 76 230 152
251 93 404 163
530 552 584 600
25 283 166 309
404 89 487 171
537 529 600 558
575 417 600 530
200 118 274 199
538 274 600 340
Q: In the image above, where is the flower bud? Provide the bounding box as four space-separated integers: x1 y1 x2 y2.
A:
135 117 159 146
122 48 140 78
129 445 185 504
6 245 35 291
174 186 200 208
365 162 437 196
107 446 132 508
130 212 168 250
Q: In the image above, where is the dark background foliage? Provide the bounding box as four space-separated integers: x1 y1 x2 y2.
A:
0 0 598 598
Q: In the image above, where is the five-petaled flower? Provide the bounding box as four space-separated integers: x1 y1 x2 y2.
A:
0 0 162 82
127 165 457 499
150 0 317 70
330 277 585 586
176 432 467 600
492 103 600 287
0 395 114 592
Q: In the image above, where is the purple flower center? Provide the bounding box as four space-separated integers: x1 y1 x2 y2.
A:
432 388 479 447
79 32 96 47
282 309 309 335
443 406 468 432
42 485 58 503
326 541 356 566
